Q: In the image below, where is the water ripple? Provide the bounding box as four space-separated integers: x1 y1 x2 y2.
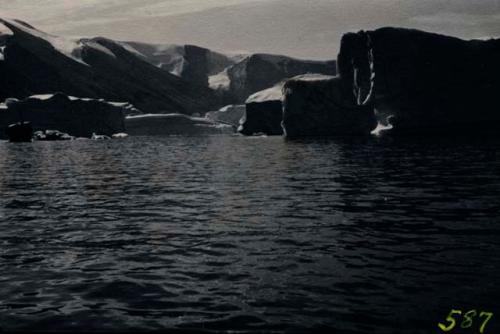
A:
0 136 499 333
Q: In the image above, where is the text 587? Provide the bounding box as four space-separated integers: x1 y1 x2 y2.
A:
438 309 493 333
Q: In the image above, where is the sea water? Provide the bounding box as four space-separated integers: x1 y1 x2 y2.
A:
0 135 499 333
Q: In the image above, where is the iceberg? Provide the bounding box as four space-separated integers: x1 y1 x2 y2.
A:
125 114 235 136
0 93 125 139
337 27 500 135
282 75 376 138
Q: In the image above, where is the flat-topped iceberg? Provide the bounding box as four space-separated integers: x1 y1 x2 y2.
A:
337 27 500 135
0 93 126 139
125 113 234 136
238 81 285 136
205 105 246 128
282 75 376 138
238 74 346 136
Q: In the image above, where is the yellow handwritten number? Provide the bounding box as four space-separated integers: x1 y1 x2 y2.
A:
479 312 493 334
438 309 493 333
438 309 462 332
460 310 477 329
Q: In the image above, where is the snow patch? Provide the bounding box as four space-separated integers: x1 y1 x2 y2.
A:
126 113 220 124
209 69 231 90
166 57 186 76
84 40 116 59
126 113 189 120
47 36 89 65
25 94 140 114
246 82 285 103
29 94 114 103
117 41 146 58
290 73 336 82
371 122 393 136
153 44 184 55
245 74 334 104
206 104 245 126
28 94 56 101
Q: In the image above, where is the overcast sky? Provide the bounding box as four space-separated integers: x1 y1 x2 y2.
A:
2 0 500 59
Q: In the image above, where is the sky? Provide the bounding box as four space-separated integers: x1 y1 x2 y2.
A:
1 0 500 60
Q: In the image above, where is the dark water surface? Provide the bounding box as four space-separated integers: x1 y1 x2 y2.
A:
0 135 499 333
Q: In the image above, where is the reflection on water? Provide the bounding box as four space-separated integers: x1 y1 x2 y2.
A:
0 136 499 333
